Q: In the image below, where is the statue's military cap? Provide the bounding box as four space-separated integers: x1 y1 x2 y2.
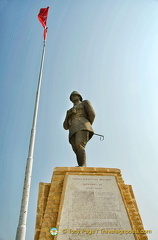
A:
70 91 83 102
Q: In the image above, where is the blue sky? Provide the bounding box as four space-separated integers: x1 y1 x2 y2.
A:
0 0 158 239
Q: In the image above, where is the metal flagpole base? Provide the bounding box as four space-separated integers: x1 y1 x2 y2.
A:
16 225 26 240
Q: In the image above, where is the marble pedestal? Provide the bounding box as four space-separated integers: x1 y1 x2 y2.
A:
34 167 147 240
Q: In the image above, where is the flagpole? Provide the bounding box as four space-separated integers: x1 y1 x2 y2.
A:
15 37 47 240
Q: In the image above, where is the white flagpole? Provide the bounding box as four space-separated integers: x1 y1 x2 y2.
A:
15 36 47 240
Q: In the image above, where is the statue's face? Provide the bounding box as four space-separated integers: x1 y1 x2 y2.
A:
71 94 80 103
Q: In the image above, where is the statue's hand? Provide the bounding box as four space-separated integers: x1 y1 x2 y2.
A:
67 107 76 116
71 107 76 114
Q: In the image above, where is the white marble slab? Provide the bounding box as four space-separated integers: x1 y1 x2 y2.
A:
56 175 135 240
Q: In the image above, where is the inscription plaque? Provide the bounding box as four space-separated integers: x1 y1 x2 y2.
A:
56 175 135 240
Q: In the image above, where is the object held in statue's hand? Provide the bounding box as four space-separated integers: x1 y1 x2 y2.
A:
71 107 76 114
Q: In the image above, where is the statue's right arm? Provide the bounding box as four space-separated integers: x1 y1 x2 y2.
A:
63 111 70 130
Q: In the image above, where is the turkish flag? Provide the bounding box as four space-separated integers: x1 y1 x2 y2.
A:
38 7 49 40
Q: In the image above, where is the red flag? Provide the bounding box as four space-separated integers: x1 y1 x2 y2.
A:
37 7 49 40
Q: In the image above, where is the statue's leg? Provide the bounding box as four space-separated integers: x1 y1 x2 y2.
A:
75 130 89 167
70 135 76 153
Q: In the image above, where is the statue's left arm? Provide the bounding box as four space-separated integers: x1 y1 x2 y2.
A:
84 100 96 124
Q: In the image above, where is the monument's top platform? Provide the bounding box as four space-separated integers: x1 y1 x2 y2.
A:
53 167 121 174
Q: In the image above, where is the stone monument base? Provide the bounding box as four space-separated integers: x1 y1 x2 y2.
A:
34 167 147 240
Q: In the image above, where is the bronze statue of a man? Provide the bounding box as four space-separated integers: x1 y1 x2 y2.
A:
63 91 95 167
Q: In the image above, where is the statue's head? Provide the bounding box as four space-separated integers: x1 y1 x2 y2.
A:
70 91 83 102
